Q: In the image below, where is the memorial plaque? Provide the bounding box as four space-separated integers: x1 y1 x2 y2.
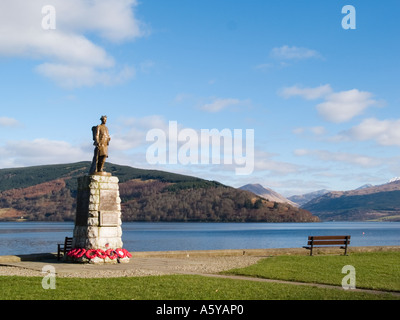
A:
99 189 119 211
99 211 119 226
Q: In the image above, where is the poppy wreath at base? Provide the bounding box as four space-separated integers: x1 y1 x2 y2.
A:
67 248 132 260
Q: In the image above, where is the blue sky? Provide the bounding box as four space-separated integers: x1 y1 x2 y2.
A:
1 0 400 196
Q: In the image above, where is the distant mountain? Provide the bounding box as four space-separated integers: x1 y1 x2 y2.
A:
301 180 400 221
239 184 298 207
355 184 373 190
287 189 330 207
0 162 319 223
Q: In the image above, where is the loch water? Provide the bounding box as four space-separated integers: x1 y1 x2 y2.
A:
0 221 399 256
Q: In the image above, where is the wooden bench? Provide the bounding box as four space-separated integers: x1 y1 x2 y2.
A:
303 235 351 256
57 237 73 260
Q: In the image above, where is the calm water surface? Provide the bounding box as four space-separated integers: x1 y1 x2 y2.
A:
0 221 399 255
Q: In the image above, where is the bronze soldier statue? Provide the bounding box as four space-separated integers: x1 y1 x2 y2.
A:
89 115 111 174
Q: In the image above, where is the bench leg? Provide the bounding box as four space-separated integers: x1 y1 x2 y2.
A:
310 245 313 256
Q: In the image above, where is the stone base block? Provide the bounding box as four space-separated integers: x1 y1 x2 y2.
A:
71 174 128 264
72 226 123 249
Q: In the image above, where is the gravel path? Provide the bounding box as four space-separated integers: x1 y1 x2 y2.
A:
0 256 262 278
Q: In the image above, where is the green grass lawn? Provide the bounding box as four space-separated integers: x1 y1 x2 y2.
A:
0 274 397 300
223 251 400 292
0 251 399 300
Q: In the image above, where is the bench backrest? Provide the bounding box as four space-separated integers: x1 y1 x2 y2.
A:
307 235 350 246
64 237 73 249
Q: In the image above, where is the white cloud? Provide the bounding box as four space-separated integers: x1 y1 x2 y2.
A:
200 98 245 113
293 126 326 136
254 63 273 71
293 149 308 156
316 89 378 123
270 45 321 60
281 84 380 123
0 117 21 127
0 138 90 167
256 45 321 72
294 149 382 168
0 0 143 88
339 118 400 146
57 0 144 42
111 115 169 151
280 84 332 100
253 151 299 175
36 63 135 88
174 93 192 103
310 126 326 135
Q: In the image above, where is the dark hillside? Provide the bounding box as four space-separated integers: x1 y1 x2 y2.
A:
0 162 318 222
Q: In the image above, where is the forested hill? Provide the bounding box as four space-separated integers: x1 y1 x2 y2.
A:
0 162 318 222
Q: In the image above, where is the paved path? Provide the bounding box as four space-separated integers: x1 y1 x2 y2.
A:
0 255 262 278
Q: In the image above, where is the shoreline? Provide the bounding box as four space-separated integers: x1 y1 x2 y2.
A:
1 245 399 263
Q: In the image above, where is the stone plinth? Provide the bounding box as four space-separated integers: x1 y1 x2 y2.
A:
70 174 130 263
